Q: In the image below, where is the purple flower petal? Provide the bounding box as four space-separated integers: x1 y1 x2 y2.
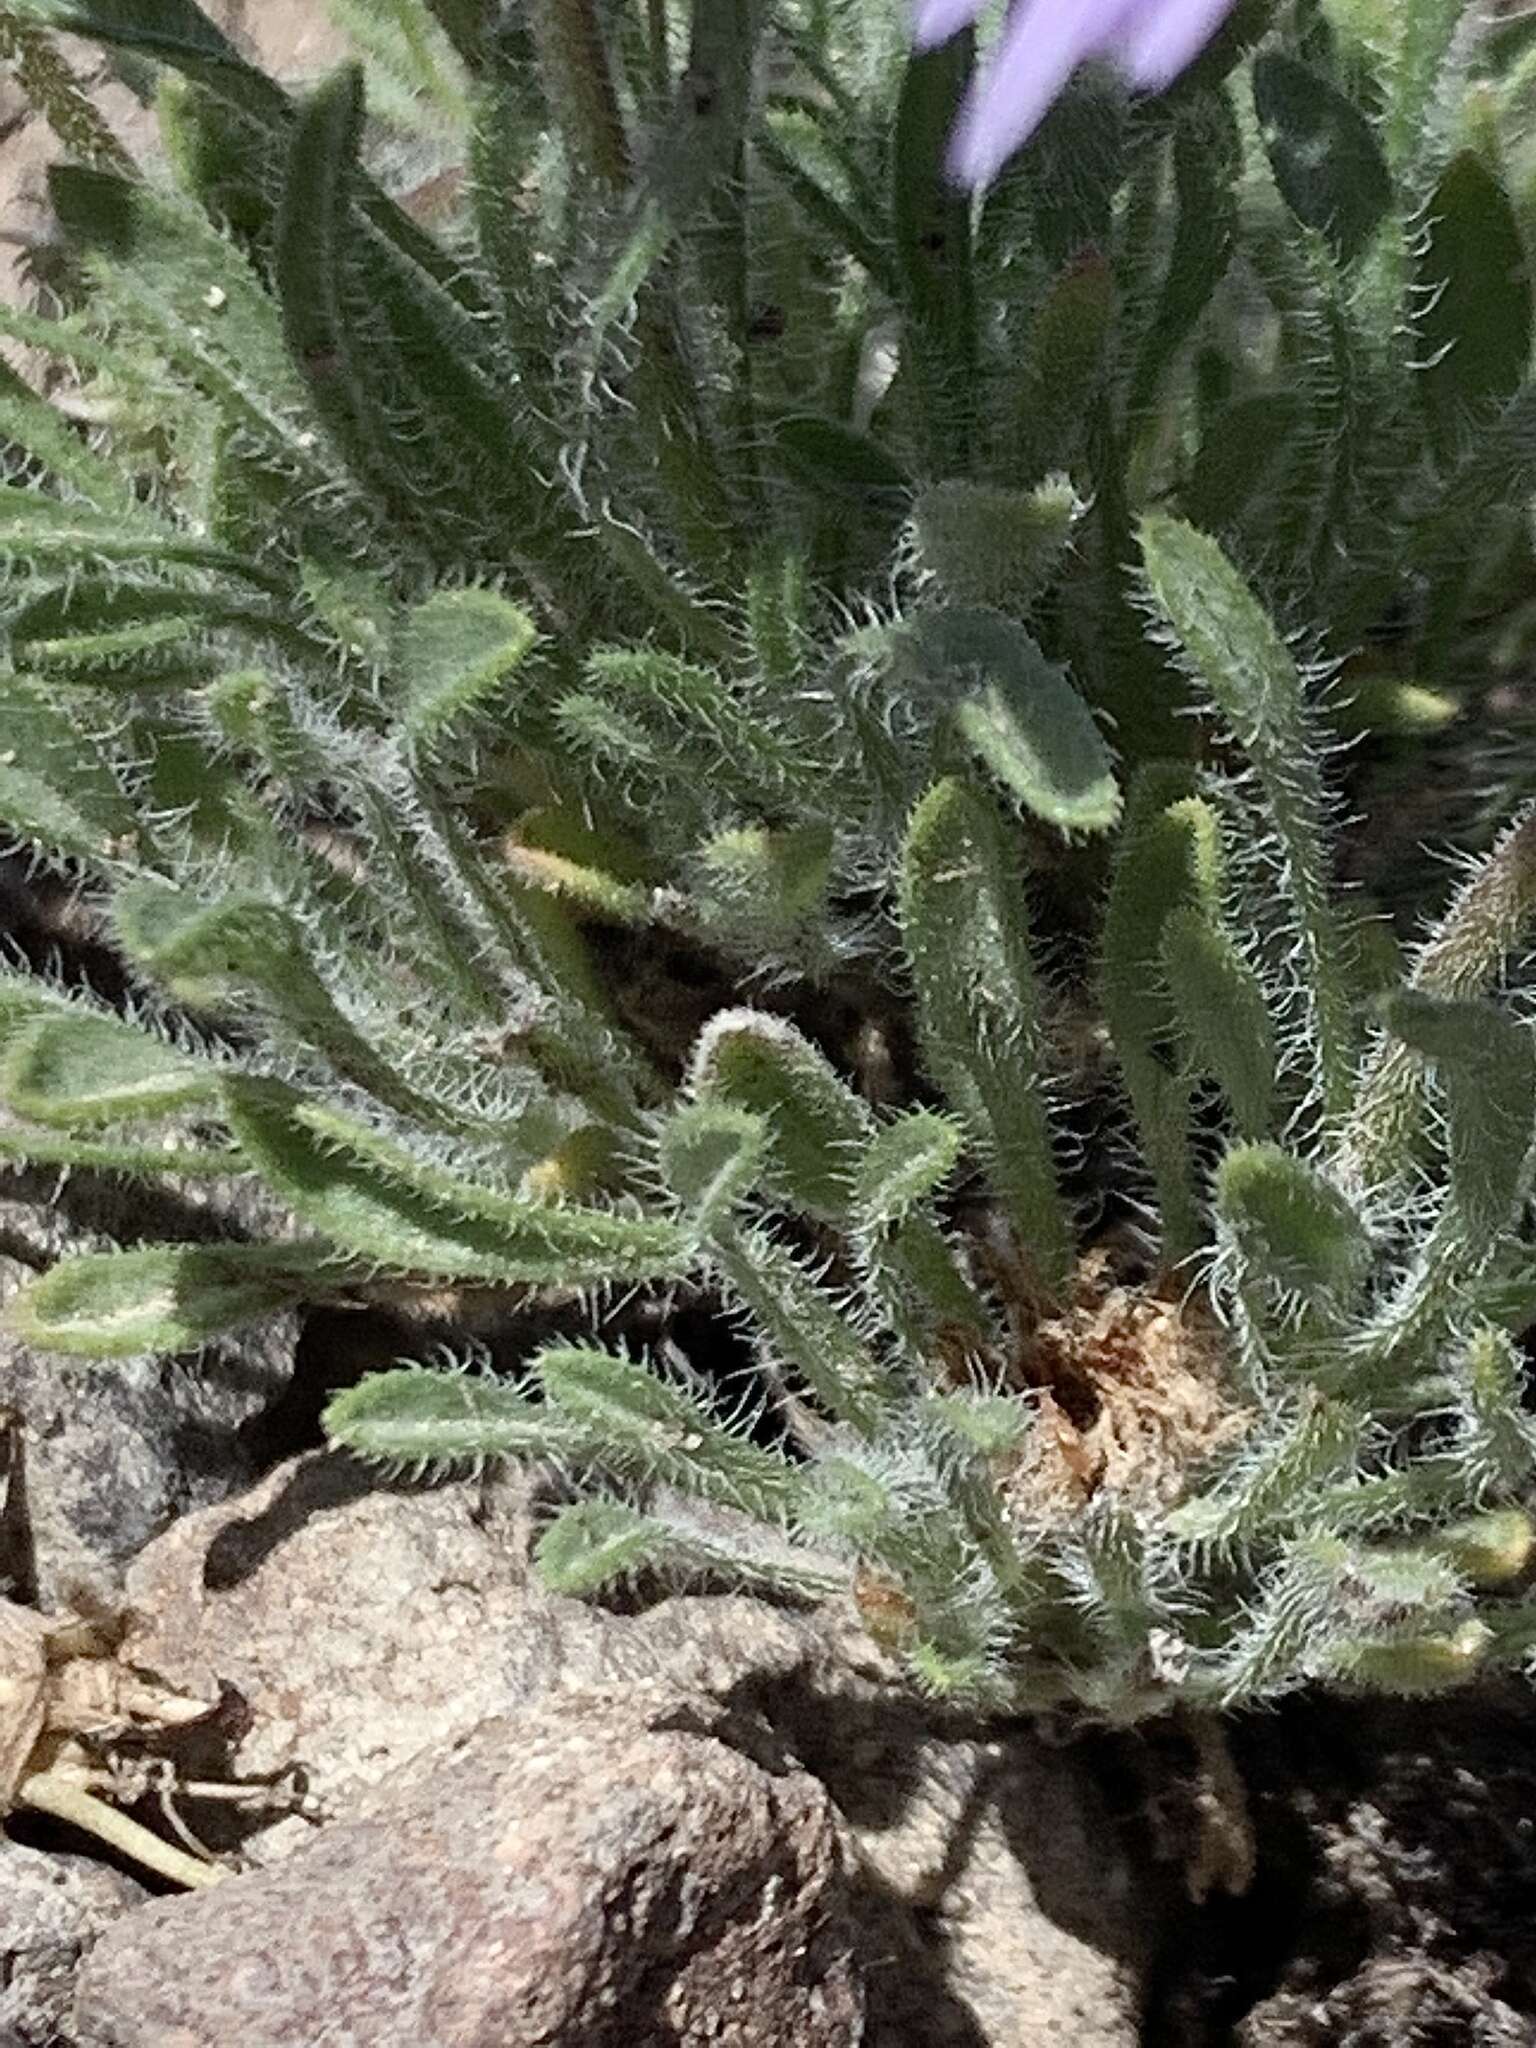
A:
912 0 985 52
1120 0 1239 86
926 0 1244 187
946 0 1144 188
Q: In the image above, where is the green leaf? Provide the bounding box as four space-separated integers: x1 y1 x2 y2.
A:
42 166 342 525
1161 906 1277 1141
326 0 470 132
0 671 144 867
912 478 1082 614
273 67 407 523
1338 813 1536 1195
1372 0 1466 181
0 9 134 170
686 823 835 954
394 586 538 747
10 582 203 676
689 1009 872 1222
0 976 104 1053
1454 1321 1536 1494
898 778 1071 1289
223 1080 691 1285
0 1127 241 1177
114 882 441 1124
1004 68 1125 270
0 382 135 516
1009 249 1115 484
325 1365 584 1470
0 481 283 592
535 1344 794 1515
1252 51 1392 265
501 834 650 928
1102 771 1216 1054
1184 390 1306 534
534 1496 839 1601
274 67 574 574
894 609 1119 835
769 415 911 499
423 0 490 68
1139 515 1355 1116
7 1243 312 1359
22 0 478 313
1321 1619 1490 1697
755 113 898 295
713 1222 897 1437
15 0 247 69
201 672 331 786
924 1391 1032 1459
657 1101 769 1230
908 1640 994 1702
1425 1509 1534 1589
742 549 809 692
157 68 278 239
1131 91 1240 418
854 1111 964 1234
1216 1143 1371 1301
893 34 977 469
848 1110 980 1353
1416 150 1532 436
534 1499 675 1595
573 647 806 826
796 1454 900 1549
1100 773 1214 1262
1381 991 1536 1241
1169 1397 1363 1549
0 1014 215 1128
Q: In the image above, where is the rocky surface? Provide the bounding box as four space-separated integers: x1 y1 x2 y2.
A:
786 1697 1153 2045
103 1454 1151 2046
113 1455 883 1846
74 1682 866 2048
0 1839 145 2048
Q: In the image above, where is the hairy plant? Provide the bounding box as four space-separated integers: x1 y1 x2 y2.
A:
0 0 1533 1721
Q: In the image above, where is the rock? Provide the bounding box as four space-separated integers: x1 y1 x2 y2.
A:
1 1247 297 1607
200 0 351 76
0 1839 144 2048
115 1455 1151 2044
73 1682 865 2048
789 1703 1150 2045
116 1454 884 1851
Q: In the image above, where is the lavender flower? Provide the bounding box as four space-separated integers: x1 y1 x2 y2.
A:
914 0 1240 188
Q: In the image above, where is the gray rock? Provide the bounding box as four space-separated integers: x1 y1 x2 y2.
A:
73 1682 866 2048
115 1455 1152 2045
790 1702 1151 2045
0 1839 144 2048
116 1454 887 1848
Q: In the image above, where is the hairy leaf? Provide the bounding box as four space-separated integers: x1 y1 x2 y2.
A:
1217 1143 1370 1301
690 1009 872 1221
0 1013 216 1128
223 1080 690 1285
1253 52 1391 265
325 1365 587 1470
7 1242 315 1359
899 778 1070 1288
895 609 1119 834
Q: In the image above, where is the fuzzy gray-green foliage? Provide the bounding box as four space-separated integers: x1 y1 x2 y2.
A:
1 0 1535 1718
